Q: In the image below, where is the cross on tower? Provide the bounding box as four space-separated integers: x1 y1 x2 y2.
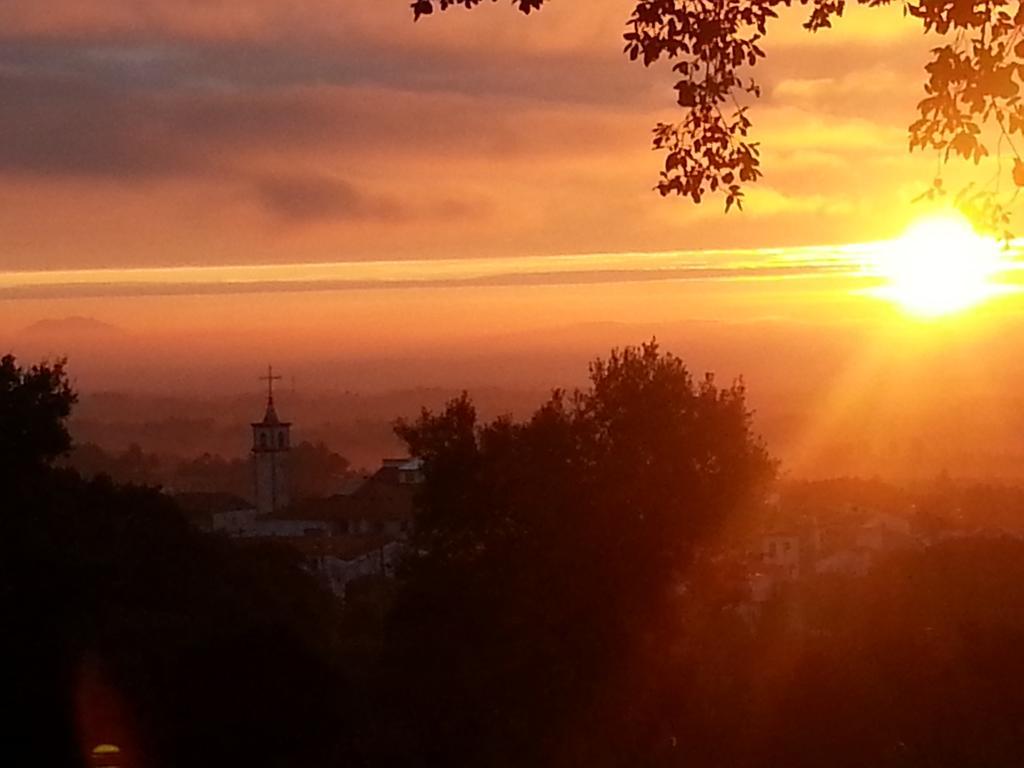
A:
260 364 282 404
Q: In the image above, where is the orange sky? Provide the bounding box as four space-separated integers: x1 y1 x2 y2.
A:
0 0 995 272
7 1 1024 480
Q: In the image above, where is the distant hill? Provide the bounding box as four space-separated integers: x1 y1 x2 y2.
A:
20 316 126 338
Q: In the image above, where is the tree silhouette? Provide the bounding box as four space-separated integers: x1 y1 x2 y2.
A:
415 0 1024 230
288 440 352 500
0 354 76 478
744 536 1024 767
1 358 355 767
385 341 774 765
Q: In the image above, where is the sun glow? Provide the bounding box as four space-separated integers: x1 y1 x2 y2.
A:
870 214 1010 317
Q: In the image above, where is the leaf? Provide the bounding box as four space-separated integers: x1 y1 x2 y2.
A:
411 0 433 19
1013 158 1024 187
949 132 976 159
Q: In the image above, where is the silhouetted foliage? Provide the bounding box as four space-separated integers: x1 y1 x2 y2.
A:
171 451 250 496
1 362 355 767
384 341 774 765
70 442 163 487
4 473 355 768
70 439 354 502
18 349 1024 767
0 354 76 478
415 0 1024 228
744 536 1024 766
289 440 352 499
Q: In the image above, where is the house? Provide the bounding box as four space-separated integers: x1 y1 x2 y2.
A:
285 535 407 595
760 532 801 579
279 457 420 538
177 369 423 599
855 512 914 552
172 491 251 532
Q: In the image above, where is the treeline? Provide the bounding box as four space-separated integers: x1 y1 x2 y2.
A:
776 475 1024 538
1 355 353 766
67 387 540 470
66 439 354 501
8 348 1024 767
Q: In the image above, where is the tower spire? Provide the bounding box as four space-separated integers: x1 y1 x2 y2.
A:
258 364 283 424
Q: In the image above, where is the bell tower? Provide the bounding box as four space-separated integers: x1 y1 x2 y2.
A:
252 365 291 515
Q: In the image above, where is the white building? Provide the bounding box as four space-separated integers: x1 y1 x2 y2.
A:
815 512 917 577
296 537 407 596
855 512 913 552
196 370 423 599
761 532 801 579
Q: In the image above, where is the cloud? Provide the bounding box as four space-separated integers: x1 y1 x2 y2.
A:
0 63 490 226
768 65 921 121
0 244 868 301
253 174 400 222
0 69 208 178
0 45 644 180
0 0 974 273
0 27 656 107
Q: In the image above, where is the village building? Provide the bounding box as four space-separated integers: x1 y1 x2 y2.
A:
760 532 801 579
178 367 420 598
731 504 927 627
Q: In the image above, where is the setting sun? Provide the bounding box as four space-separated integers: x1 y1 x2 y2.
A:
870 214 1010 317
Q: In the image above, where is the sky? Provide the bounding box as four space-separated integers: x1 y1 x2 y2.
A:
0 0 961 272
6 0 1024 480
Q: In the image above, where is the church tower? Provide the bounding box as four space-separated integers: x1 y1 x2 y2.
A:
252 365 291 515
